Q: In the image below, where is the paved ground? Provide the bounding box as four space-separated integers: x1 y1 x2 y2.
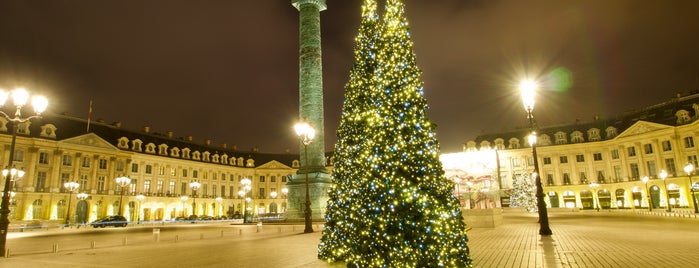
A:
1 209 699 267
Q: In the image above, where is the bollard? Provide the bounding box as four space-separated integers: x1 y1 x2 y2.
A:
175 235 179 242
5 248 9 258
278 227 282 233
52 243 58 253
256 222 262 233
200 233 204 240
123 236 127 246
153 228 160 242
239 229 242 235
91 241 96 249
221 230 224 237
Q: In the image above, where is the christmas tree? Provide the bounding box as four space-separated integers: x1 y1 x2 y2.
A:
318 0 472 267
510 172 537 212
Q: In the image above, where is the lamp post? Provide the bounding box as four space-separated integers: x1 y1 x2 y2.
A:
136 194 145 223
180 196 189 216
0 88 48 256
684 164 698 213
189 181 201 216
63 181 80 225
295 121 315 233
589 182 600 211
660 170 671 212
239 178 251 223
115 176 131 216
642 176 652 212
520 79 552 236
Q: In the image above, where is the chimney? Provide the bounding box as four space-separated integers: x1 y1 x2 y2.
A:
205 139 211 146
166 131 173 138
112 122 122 128
222 143 228 149
232 145 237 151
186 135 193 141
142 126 150 133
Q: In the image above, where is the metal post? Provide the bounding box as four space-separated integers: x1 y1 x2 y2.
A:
303 142 313 233
0 123 18 257
528 108 552 236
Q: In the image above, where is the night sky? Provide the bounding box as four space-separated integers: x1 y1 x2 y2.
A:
0 0 697 153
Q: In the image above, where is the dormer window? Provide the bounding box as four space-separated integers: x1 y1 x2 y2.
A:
587 128 601 141
246 158 255 167
132 139 143 152
170 147 180 157
237 157 244 166
40 124 57 138
158 144 168 155
145 143 156 154
571 131 584 143
508 138 520 149
539 134 551 146
193 151 201 160
212 154 220 163
118 137 129 149
203 151 210 162
554 132 567 145
182 148 191 159
605 127 618 139
494 139 505 150
479 141 491 150
676 109 692 124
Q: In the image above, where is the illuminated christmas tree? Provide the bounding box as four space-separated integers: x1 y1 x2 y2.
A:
319 0 472 266
510 172 537 212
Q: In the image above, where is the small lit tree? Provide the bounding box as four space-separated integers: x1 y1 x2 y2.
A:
510 171 537 212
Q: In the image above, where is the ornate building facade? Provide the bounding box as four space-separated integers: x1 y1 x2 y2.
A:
0 114 332 224
464 92 699 211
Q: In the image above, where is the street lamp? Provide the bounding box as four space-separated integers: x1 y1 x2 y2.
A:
63 181 80 225
684 163 698 213
180 196 189 216
295 121 315 233
115 176 131 216
0 88 48 256
589 182 600 211
136 194 145 223
239 178 251 223
520 79 552 236
660 170 671 212
189 181 201 215
641 176 652 212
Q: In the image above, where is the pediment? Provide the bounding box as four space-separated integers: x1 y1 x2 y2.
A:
256 160 292 170
616 121 671 139
58 133 118 151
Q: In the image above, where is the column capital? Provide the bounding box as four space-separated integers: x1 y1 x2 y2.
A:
292 0 327 11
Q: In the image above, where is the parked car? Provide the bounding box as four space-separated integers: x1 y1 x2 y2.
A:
91 215 128 228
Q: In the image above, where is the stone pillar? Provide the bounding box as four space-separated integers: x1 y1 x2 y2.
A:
287 0 333 222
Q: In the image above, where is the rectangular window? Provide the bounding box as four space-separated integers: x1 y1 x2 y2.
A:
230 186 235 198
260 176 265 182
132 163 139 173
97 176 105 192
193 170 198 178
644 144 653 154
169 181 176 195
170 168 176 176
182 169 188 178
81 156 90 167
62 155 72 166
543 157 552 165
130 179 137 194
80 175 88 191
665 158 677 175
282 176 287 183
271 176 276 182
158 166 165 175
593 153 603 161
99 159 107 169
613 166 622 182
213 184 217 197
685 137 695 148
563 173 571 185
512 158 521 168
203 184 208 197
181 182 188 195
647 161 657 178
60 173 71 193
145 165 153 174
688 155 698 168
156 180 164 193
560 156 568 164
259 187 265 199
213 173 218 180
546 173 554 186
221 185 226 198
576 155 585 162
221 174 226 181
38 152 49 164
116 161 124 171
627 147 637 157
611 149 620 160
527 156 534 167
579 172 588 184
36 171 47 192
630 163 640 180
13 150 24 162
144 180 152 193
597 170 606 184
662 140 672 151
